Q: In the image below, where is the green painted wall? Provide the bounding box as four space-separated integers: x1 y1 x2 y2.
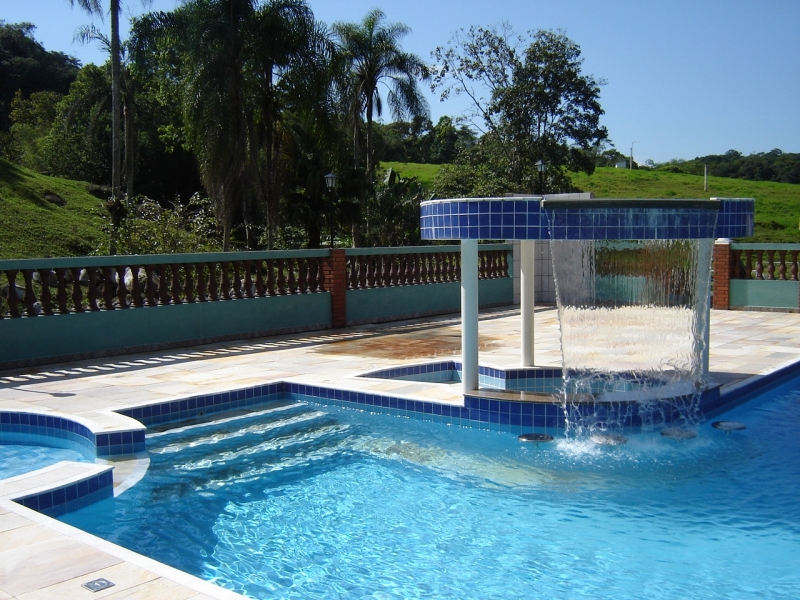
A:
729 280 799 309
0 293 331 364
346 278 513 323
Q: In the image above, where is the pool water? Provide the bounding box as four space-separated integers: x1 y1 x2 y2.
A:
61 376 800 599
0 443 91 480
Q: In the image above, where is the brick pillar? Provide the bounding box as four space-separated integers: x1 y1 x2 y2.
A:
712 239 732 310
325 249 347 328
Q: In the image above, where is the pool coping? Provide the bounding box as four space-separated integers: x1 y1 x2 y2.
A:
0 498 245 599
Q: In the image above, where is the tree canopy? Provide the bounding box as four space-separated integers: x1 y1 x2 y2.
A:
432 26 607 196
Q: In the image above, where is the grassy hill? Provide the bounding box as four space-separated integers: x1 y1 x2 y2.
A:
0 159 106 259
2 159 798 260
380 162 441 189
383 162 800 243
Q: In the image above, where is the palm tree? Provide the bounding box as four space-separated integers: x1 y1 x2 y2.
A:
332 9 429 245
74 26 139 199
135 0 325 250
250 0 331 249
67 0 152 254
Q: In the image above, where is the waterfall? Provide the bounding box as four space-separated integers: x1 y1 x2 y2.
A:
550 238 715 434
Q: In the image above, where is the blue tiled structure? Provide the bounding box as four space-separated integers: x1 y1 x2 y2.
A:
15 468 114 518
0 411 145 458
419 197 754 241
118 382 286 427
362 361 562 392
112 364 797 436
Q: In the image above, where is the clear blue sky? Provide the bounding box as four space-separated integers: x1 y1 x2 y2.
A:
5 0 800 164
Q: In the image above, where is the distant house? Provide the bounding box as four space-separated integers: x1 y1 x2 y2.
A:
615 160 628 169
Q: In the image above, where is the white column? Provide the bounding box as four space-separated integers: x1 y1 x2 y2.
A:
703 295 711 376
520 240 535 366
461 239 479 392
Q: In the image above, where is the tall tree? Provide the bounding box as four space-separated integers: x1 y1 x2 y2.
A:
135 0 322 250
433 26 607 194
0 22 80 131
332 9 429 246
250 0 330 249
66 0 152 253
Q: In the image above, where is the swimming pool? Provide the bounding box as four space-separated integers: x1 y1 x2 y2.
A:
61 374 800 599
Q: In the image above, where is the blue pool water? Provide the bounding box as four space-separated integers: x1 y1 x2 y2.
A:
0 442 91 479
61 376 800 599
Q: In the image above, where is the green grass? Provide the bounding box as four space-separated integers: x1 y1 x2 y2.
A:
572 168 800 242
380 162 442 189
2 159 798 260
0 159 107 259
382 162 800 243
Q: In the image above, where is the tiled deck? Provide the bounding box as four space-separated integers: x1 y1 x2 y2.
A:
1 306 799 599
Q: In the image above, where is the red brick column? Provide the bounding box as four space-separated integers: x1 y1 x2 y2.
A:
712 240 732 310
325 249 347 328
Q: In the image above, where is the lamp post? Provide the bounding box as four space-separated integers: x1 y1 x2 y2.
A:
324 172 337 248
535 160 546 195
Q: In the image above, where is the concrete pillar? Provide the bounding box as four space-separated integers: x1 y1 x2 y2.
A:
461 239 479 392
520 240 535 366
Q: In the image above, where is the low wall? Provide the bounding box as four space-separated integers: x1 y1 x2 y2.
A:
729 280 799 310
0 244 514 370
0 294 331 365
713 242 800 311
347 278 512 324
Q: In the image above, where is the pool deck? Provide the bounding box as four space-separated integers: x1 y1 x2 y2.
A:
1 306 799 599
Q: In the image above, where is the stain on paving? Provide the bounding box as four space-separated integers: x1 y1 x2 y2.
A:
314 330 503 360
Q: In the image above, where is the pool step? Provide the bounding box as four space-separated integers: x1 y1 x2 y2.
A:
145 402 353 488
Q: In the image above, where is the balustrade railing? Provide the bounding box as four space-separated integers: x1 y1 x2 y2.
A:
0 251 328 319
730 244 800 281
0 245 513 319
344 245 510 290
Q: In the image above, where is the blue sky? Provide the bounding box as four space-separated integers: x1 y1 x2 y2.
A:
5 0 800 164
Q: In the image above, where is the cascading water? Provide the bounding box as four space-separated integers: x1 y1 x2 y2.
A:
550 237 715 436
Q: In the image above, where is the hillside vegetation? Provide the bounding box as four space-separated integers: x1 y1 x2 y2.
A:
0 159 106 259
385 162 800 243
2 160 799 260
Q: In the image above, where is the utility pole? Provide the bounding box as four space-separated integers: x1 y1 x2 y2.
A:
704 164 708 192
630 141 637 169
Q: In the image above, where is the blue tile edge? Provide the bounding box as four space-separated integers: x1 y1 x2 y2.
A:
114 358 800 435
707 358 800 417
118 382 288 427
13 467 114 518
0 411 145 459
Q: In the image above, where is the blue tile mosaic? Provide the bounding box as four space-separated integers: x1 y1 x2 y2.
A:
420 197 754 241
118 382 287 427
15 468 114 518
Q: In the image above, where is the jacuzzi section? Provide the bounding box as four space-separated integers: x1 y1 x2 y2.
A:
0 410 144 516
0 411 145 458
361 361 563 392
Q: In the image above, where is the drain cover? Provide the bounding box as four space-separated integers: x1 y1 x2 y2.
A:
518 433 554 443
661 427 697 439
81 578 115 592
590 433 628 446
712 421 746 431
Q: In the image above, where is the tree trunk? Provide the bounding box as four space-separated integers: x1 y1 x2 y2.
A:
123 81 136 199
110 0 122 255
263 65 276 250
223 220 231 252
